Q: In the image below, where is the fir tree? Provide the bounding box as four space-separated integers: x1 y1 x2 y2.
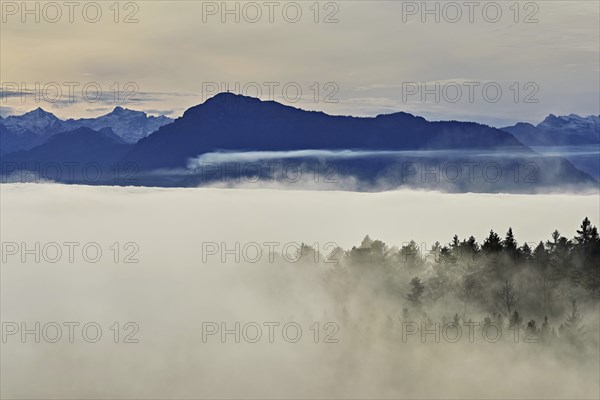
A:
407 277 425 308
503 227 518 253
509 310 523 329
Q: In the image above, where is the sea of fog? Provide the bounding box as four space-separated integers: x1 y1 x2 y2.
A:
2 183 599 249
1 183 599 399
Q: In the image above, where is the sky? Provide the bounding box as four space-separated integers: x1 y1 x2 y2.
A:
1 0 599 127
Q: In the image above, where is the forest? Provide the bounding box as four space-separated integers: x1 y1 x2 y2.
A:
292 217 600 348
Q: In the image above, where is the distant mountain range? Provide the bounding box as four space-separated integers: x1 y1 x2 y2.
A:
501 114 599 180
501 114 599 146
1 93 597 192
0 107 172 154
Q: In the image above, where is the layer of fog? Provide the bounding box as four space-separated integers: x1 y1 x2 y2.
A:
188 149 543 166
2 183 599 249
185 148 599 193
1 183 599 399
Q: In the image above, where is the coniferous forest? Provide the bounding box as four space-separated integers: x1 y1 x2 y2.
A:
290 217 600 348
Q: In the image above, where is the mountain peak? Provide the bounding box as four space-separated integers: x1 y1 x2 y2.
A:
22 107 58 120
538 113 599 133
111 105 136 115
540 113 594 124
1 107 62 135
204 92 262 105
182 92 282 119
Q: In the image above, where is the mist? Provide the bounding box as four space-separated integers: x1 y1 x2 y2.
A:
1 183 599 399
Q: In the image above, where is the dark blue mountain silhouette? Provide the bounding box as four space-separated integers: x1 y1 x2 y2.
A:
123 92 528 170
97 127 126 144
2 127 132 167
0 122 51 155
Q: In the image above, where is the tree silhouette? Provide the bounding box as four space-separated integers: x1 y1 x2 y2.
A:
573 218 600 297
407 277 425 308
560 300 585 347
482 230 503 255
503 228 518 252
563 300 583 330
399 241 424 269
519 242 532 263
509 310 523 329
575 217 598 245
495 280 519 316
322 218 600 348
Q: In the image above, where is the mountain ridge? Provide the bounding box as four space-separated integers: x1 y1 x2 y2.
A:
502 113 599 146
0 106 173 148
1 94 597 191
124 92 528 170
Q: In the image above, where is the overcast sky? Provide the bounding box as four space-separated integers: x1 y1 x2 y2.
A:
1 1 598 126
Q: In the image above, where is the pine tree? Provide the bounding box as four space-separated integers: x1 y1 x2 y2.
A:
461 236 480 263
509 310 522 329
525 319 537 336
519 242 533 263
546 230 572 280
360 235 373 249
428 241 442 263
450 235 460 256
533 241 548 267
575 217 597 245
573 218 600 297
503 227 518 252
560 300 585 346
563 300 583 331
399 241 424 269
407 277 425 307
482 230 503 254
437 246 456 266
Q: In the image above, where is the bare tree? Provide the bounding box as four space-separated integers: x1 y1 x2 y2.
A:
495 280 519 316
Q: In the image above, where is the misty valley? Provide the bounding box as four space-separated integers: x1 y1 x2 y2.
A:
1 184 598 398
1 1 599 396
0 97 598 399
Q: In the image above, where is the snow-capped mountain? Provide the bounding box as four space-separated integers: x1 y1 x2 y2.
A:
537 114 600 137
502 114 599 146
0 107 174 149
64 107 173 143
2 107 65 135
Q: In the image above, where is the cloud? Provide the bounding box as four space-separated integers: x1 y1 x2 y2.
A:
1 2 598 124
